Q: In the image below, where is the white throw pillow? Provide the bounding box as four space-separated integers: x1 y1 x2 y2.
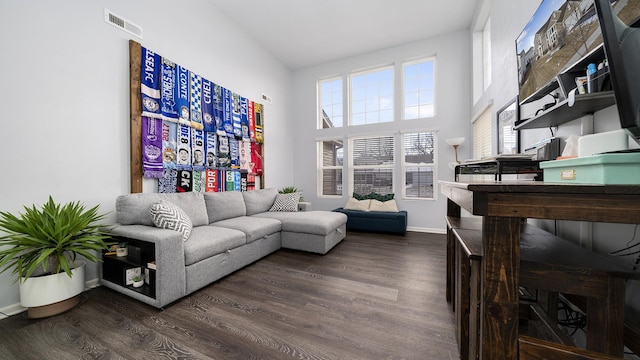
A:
343 197 371 211
369 199 399 212
269 192 301 212
150 200 193 241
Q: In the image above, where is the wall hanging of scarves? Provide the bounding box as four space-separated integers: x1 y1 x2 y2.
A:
139 45 263 194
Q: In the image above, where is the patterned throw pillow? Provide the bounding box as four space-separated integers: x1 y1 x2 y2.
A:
269 192 301 212
353 192 394 202
150 200 193 241
352 192 367 201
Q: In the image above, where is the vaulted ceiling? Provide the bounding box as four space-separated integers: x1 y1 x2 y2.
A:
208 0 479 69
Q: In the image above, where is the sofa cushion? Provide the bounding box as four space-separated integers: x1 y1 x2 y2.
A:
343 197 371 211
183 226 246 265
369 199 399 212
203 191 247 223
116 192 208 227
269 192 301 212
254 211 347 236
213 216 282 243
149 200 193 241
242 188 278 215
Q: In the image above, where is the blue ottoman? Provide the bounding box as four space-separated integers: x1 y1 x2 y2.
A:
332 208 407 235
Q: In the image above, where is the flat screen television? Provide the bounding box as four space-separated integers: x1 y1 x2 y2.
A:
595 0 640 144
516 0 604 104
516 0 640 144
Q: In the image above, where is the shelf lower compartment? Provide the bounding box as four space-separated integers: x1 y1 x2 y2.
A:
515 91 616 130
101 278 156 299
101 255 156 299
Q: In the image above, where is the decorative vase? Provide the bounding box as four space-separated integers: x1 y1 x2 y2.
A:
132 279 144 288
19 261 86 318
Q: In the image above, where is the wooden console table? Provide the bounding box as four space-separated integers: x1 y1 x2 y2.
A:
439 180 640 359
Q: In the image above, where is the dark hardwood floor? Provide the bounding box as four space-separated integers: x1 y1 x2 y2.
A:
0 231 459 360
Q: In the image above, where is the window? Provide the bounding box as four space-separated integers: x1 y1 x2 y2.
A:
350 67 394 125
473 9 492 102
403 58 435 120
473 106 493 160
547 25 557 47
403 131 436 199
482 17 492 91
318 77 343 128
317 139 343 196
349 136 394 195
316 60 439 200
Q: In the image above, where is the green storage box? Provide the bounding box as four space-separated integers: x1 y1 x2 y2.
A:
540 153 640 184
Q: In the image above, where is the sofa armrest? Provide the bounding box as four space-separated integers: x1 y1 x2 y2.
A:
298 201 312 212
108 224 187 306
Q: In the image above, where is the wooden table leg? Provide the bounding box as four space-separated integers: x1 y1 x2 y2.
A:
446 199 461 304
481 216 521 360
587 277 625 356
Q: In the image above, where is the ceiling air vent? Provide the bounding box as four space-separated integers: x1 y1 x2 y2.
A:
104 9 143 39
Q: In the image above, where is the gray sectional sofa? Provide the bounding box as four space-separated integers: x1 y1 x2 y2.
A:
100 188 347 308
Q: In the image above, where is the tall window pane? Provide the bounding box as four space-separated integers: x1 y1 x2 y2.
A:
349 136 394 195
403 132 436 199
403 58 435 120
319 78 343 128
350 67 394 125
317 140 343 196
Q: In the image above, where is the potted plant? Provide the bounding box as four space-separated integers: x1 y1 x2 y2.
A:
116 242 128 257
132 275 144 288
279 186 304 201
0 196 112 318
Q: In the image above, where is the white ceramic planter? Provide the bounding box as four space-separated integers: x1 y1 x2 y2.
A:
19 261 86 308
116 247 128 257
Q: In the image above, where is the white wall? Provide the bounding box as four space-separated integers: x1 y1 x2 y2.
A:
0 0 293 313
290 30 471 232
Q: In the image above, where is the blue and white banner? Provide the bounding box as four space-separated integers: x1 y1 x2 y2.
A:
141 47 161 118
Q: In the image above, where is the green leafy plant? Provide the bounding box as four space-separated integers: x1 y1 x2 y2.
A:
279 186 304 201
0 196 112 283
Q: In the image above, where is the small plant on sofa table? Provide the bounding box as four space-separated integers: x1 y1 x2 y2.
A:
279 186 304 201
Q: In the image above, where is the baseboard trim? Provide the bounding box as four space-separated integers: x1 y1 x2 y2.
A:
0 303 26 319
406 226 446 234
0 277 102 319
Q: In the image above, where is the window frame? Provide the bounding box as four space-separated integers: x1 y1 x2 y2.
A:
401 130 438 200
316 138 344 198
349 66 395 126
348 135 395 197
402 57 437 120
318 76 344 129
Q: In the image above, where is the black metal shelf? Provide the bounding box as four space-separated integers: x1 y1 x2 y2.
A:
515 91 616 130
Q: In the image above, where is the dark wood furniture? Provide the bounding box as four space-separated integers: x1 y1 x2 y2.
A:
448 216 639 359
440 180 640 359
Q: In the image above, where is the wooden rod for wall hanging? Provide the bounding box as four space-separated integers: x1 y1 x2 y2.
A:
129 40 143 193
